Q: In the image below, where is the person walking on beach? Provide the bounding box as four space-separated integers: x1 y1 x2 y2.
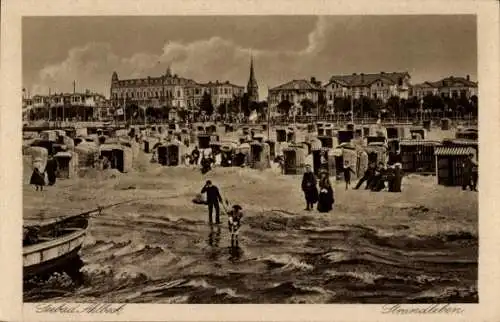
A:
317 170 334 213
201 180 223 225
301 165 318 211
354 162 375 190
342 161 356 190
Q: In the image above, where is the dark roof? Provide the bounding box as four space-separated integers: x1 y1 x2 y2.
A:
201 81 244 88
116 75 198 87
414 76 477 89
326 72 410 87
269 79 325 92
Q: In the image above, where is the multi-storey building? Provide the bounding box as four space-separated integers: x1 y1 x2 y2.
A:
411 75 478 99
22 90 107 122
268 79 325 114
201 81 245 107
324 72 412 109
110 66 244 111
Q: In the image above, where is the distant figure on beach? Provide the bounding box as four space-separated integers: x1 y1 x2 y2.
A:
30 162 46 191
342 161 356 190
227 204 243 247
317 170 334 213
388 163 403 192
200 155 212 174
45 155 58 186
201 180 223 225
191 146 200 165
462 153 478 191
354 162 375 190
301 165 318 211
370 162 387 191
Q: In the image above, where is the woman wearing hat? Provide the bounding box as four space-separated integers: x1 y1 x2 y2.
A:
317 170 334 213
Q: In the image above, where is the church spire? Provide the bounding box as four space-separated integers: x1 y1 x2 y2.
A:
166 64 172 77
247 54 259 102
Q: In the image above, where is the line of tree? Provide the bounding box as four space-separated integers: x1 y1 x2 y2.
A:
276 93 478 118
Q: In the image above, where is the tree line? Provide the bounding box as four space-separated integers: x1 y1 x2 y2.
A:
115 91 478 123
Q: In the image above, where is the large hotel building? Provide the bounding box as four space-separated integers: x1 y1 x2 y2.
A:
109 65 246 110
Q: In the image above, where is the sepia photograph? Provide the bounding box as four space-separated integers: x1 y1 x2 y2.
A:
19 14 482 305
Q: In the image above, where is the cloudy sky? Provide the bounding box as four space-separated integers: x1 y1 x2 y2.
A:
23 15 477 100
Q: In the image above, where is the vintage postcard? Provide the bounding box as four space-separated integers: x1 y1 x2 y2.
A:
1 0 500 321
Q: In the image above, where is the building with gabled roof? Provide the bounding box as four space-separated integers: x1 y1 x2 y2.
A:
411 75 478 99
268 79 326 115
324 71 412 109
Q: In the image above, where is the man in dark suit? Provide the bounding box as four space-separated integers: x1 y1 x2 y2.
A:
301 165 318 211
201 180 223 224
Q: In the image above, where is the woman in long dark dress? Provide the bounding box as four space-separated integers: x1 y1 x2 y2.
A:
317 171 334 213
30 165 46 191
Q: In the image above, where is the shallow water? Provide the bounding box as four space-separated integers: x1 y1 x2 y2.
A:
24 206 478 303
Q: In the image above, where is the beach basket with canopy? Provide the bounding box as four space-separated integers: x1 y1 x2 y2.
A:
333 143 359 180
265 140 277 160
31 139 56 156
233 142 251 167
365 143 388 166
399 139 440 173
40 130 57 142
249 142 271 170
28 146 48 173
165 141 186 166
74 142 99 169
282 145 307 175
410 127 426 140
435 146 476 186
197 134 211 149
357 150 369 176
440 118 451 131
220 141 238 167
312 147 336 177
275 127 287 143
309 138 322 151
54 151 78 179
337 130 354 145
317 136 334 149
209 141 222 156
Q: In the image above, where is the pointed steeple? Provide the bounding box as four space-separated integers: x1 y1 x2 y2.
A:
247 54 259 102
166 64 172 77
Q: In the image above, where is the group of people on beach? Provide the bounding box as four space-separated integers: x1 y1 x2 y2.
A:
301 165 335 213
199 180 243 247
354 161 403 192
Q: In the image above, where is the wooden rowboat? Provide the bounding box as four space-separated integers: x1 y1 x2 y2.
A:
23 200 135 280
23 214 90 279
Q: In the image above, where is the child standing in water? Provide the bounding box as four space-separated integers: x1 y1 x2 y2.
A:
227 205 243 247
343 161 356 190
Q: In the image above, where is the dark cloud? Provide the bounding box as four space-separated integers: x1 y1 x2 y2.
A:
23 15 477 99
